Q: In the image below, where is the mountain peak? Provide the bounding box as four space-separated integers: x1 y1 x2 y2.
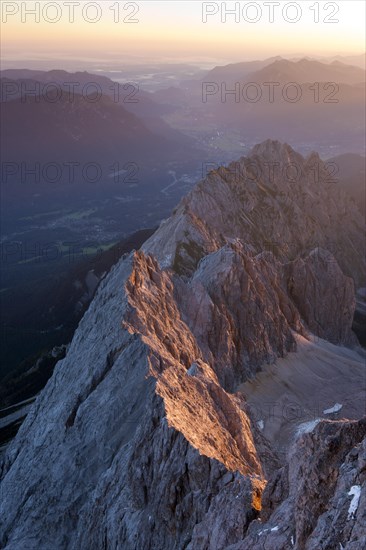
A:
144 142 365 285
250 139 294 160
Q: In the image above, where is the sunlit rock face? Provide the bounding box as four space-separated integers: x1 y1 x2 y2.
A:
1 140 365 549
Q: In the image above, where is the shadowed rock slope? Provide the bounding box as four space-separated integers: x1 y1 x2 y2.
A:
0 141 365 549
144 139 365 287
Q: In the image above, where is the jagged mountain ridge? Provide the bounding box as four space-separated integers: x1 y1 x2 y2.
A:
144 139 365 286
0 140 365 549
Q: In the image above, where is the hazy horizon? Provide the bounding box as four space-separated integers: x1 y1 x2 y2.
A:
1 50 365 72
2 0 365 70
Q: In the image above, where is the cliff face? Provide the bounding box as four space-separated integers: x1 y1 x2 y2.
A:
0 140 365 549
144 139 365 286
228 418 366 550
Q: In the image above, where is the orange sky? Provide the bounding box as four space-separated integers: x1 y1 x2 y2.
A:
1 1 365 65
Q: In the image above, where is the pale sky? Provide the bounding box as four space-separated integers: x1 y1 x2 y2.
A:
1 1 365 66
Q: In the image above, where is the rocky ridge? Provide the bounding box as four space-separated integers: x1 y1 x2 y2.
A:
0 140 365 549
144 139 365 286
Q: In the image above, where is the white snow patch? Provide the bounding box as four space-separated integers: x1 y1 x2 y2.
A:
291 535 294 546
296 419 321 436
258 526 278 536
347 485 361 520
257 420 264 431
323 403 342 415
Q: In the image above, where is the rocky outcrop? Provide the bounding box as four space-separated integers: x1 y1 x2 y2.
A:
229 418 366 550
286 248 357 345
175 242 303 391
144 140 365 287
0 140 364 549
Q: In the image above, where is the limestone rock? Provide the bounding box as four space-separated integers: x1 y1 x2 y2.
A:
286 248 357 345
232 418 366 550
0 140 364 549
144 140 365 287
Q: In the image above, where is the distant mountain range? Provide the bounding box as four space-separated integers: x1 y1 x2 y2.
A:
153 57 365 153
2 59 365 168
248 58 365 85
1 88 162 165
0 69 169 116
202 55 284 82
321 52 365 69
1 77 198 175
203 56 366 84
